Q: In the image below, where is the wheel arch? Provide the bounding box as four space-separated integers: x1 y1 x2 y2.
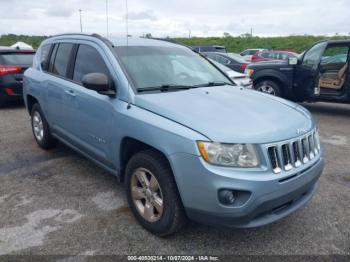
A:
119 137 173 183
26 95 39 115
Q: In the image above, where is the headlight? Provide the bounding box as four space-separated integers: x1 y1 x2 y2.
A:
197 141 259 167
244 68 254 77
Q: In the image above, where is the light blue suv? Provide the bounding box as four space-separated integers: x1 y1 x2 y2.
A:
23 34 324 236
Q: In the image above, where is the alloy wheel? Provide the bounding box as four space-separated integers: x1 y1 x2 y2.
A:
130 167 164 223
32 111 44 141
257 83 276 95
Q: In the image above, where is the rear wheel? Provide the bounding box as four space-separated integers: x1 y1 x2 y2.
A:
31 103 57 149
255 80 282 97
125 150 187 236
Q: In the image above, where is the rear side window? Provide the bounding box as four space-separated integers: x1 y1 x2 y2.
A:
73 44 110 83
51 43 74 77
0 53 34 65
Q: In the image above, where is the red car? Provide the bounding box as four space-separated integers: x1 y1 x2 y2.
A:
251 50 298 63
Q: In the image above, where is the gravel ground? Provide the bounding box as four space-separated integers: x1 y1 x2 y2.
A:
0 101 349 257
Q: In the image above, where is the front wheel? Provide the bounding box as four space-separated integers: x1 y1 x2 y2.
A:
255 80 282 97
125 150 187 236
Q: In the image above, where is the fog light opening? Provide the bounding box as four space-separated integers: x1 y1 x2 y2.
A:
218 190 236 205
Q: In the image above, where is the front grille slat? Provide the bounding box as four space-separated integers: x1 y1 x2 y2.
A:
301 138 309 164
308 135 315 159
292 141 302 167
267 129 320 174
281 144 293 171
268 146 281 174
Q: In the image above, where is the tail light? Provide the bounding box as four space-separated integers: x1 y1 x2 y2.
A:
4 88 15 95
240 64 247 70
0 65 22 75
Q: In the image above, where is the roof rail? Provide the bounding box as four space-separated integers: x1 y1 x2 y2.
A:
48 33 114 47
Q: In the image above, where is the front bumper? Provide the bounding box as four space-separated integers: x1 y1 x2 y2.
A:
169 152 324 228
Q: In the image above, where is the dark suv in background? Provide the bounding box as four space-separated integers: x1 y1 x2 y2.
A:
0 47 35 106
246 40 350 104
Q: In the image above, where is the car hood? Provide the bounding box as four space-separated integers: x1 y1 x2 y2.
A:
134 86 314 144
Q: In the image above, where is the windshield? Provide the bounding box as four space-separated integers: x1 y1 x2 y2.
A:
0 53 35 65
114 46 230 91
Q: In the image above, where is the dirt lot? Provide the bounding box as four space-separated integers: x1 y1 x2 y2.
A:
0 101 349 257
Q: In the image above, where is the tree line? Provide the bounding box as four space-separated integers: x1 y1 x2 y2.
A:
1 34 349 53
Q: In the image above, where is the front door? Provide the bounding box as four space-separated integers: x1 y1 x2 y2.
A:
294 41 327 101
317 45 349 100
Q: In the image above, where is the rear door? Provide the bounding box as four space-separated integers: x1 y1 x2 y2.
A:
45 43 75 135
294 41 327 100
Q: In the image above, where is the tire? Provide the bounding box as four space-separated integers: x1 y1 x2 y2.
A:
31 103 57 149
255 80 282 97
125 150 187 236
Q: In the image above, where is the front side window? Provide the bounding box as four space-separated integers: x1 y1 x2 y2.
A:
302 42 327 69
321 46 349 65
73 44 110 83
51 43 74 77
115 46 229 91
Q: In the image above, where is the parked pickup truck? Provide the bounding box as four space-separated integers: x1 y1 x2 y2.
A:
24 33 324 236
246 40 350 104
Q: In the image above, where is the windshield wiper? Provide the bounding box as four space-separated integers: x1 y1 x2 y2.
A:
138 84 197 93
194 81 234 87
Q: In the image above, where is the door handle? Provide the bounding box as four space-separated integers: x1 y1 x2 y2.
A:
65 90 76 97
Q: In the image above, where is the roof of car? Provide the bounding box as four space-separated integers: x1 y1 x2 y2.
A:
0 46 35 53
45 33 185 49
324 39 350 45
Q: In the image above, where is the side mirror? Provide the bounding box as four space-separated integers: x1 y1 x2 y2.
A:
82 73 115 95
288 57 298 65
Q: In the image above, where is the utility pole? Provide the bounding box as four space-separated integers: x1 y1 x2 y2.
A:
250 27 253 37
106 0 109 38
188 29 191 38
79 9 83 32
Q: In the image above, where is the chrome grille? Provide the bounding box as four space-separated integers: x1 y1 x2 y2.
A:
267 129 320 174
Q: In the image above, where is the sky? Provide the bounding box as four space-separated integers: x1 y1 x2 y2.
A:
0 0 349 38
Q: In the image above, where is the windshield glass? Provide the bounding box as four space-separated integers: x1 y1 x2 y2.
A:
114 46 230 91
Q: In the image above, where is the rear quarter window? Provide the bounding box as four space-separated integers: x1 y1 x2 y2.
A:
39 44 52 71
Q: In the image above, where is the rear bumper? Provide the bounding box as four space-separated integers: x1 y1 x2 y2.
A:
0 83 23 102
169 152 324 228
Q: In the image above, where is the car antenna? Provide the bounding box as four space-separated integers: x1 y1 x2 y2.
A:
125 0 132 110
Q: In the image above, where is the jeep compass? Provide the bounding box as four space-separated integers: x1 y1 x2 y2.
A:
23 34 324 236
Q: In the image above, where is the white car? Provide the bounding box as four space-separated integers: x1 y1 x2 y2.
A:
209 59 252 88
